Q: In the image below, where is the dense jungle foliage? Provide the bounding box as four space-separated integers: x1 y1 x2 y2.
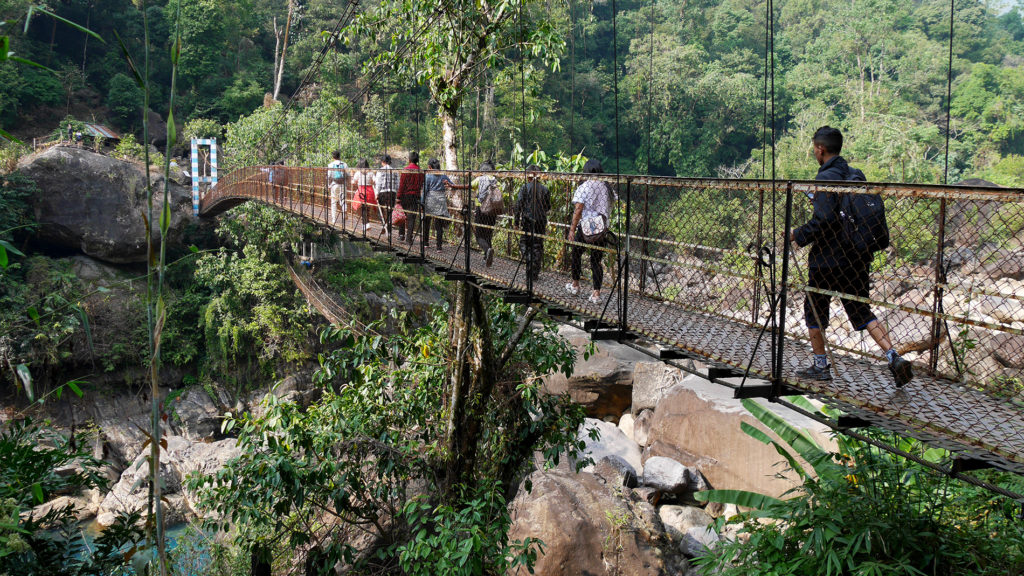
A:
1 0 1024 184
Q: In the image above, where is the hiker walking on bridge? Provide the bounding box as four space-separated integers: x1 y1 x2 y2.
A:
473 161 500 267
515 164 551 282
351 158 375 232
397 151 425 245
790 126 913 387
566 159 614 304
328 150 347 225
423 158 455 251
375 154 399 237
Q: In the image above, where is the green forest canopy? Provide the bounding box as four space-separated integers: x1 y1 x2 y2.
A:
1 0 1024 185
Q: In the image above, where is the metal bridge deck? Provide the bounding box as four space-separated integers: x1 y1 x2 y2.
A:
199 168 1024 486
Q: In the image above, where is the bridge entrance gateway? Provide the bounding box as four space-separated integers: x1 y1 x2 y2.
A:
190 138 218 216
200 167 1024 500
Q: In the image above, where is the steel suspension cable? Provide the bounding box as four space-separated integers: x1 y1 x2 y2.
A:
942 0 955 185
569 0 575 156
610 0 621 177
645 0 654 174
255 0 357 156
267 10 443 165
519 0 527 166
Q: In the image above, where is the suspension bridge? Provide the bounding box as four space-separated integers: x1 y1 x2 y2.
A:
197 165 1024 499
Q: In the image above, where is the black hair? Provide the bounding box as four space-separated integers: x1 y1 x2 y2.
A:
479 161 494 171
428 158 441 169
381 154 392 164
409 150 419 164
582 158 603 174
526 164 541 172
332 150 341 160
356 158 369 169
812 126 843 155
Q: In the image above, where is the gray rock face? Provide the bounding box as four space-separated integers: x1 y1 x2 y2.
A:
97 435 239 526
990 333 1024 369
542 327 653 419
508 469 670 575
632 362 686 415
658 505 713 544
172 389 220 441
642 456 710 497
634 408 654 447
680 526 720 557
983 252 1024 281
578 418 644 476
593 455 639 488
18 146 192 264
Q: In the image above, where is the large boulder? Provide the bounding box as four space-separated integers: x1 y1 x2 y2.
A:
658 505 713 546
97 435 239 526
578 418 644 476
542 327 651 419
18 146 192 264
146 109 168 147
508 469 672 575
632 362 689 415
982 252 1024 281
642 457 709 494
172 388 221 442
644 369 833 499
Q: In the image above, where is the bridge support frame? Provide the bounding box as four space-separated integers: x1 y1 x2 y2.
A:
191 138 218 216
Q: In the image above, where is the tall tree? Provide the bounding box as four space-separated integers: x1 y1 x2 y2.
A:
347 0 565 169
271 0 295 101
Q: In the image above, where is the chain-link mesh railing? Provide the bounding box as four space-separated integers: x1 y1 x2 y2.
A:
200 166 1024 474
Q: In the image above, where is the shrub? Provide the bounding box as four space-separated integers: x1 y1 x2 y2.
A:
189 300 588 573
0 418 145 574
107 73 143 131
694 398 1024 576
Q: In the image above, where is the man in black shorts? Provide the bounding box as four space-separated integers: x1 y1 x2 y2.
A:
790 126 913 387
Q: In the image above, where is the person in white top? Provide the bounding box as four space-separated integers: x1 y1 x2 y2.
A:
327 150 347 224
566 158 615 304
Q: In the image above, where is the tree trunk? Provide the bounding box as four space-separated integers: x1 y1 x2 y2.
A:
442 109 459 170
273 0 295 101
442 282 474 488
857 54 865 121
272 16 281 99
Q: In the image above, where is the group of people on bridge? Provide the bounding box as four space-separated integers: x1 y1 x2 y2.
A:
316 125 914 388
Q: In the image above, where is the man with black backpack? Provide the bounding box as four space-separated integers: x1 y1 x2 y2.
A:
514 165 551 283
790 126 913 388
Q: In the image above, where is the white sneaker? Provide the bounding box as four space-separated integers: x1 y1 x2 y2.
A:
565 283 579 296
588 293 601 304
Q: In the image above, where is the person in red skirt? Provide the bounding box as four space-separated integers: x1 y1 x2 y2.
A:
351 158 376 233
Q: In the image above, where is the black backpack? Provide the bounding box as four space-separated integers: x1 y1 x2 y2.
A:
520 181 550 223
838 168 890 255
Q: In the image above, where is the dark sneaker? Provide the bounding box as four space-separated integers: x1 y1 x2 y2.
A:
889 354 913 388
485 248 494 267
796 363 832 381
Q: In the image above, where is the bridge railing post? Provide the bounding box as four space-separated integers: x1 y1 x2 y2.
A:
420 172 427 259
620 178 632 339
465 169 472 275
772 180 794 397
639 182 649 295
930 198 948 372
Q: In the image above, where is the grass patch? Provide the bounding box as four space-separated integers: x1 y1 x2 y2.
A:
321 255 439 297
